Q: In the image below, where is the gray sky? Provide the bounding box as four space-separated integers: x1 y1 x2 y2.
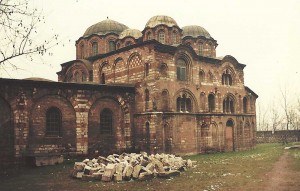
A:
2 0 300 113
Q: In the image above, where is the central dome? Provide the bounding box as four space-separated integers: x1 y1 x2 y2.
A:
145 15 178 28
83 19 128 37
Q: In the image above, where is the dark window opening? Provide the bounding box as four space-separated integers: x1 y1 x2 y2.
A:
223 96 235 113
243 97 248 113
176 94 192 112
46 107 62 137
100 108 113 134
222 70 233 85
208 94 215 112
109 41 116 52
92 42 98 56
176 58 187 81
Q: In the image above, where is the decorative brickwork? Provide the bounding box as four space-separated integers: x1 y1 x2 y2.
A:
0 15 258 167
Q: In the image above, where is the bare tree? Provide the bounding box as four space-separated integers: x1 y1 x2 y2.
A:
257 101 269 131
0 0 58 70
270 101 282 132
280 86 291 130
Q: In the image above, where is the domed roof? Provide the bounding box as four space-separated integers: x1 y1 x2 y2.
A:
182 25 211 39
145 15 178 28
83 19 128 37
119 28 142 39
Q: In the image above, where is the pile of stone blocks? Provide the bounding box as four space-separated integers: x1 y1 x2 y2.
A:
70 152 195 182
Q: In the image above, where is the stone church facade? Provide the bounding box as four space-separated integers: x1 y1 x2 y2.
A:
0 15 257 166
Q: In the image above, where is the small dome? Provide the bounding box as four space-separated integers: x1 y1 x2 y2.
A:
182 25 211 39
145 15 178 28
83 19 128 37
119 29 142 39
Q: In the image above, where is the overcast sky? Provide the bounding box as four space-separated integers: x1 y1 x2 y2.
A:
1 0 300 112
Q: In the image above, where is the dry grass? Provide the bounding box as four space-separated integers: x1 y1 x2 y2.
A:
0 143 298 191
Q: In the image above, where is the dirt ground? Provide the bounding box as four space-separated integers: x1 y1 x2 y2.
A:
234 150 300 191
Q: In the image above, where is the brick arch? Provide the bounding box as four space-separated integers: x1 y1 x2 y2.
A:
88 95 130 155
173 89 199 112
113 57 127 83
29 95 76 151
174 51 193 81
98 61 111 84
223 93 236 113
221 64 237 85
64 63 89 82
127 52 143 82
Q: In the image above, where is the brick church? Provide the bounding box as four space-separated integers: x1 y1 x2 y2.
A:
0 15 258 165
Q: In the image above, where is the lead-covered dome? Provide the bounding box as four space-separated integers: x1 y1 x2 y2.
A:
83 19 128 37
182 25 211 39
119 29 142 39
145 15 178 28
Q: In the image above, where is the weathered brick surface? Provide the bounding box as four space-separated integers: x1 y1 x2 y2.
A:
0 16 258 166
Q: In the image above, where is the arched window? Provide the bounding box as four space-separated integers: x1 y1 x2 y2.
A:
80 44 84 58
92 42 98 56
145 63 150 77
161 90 169 111
198 42 203 55
199 70 205 83
172 31 177 44
158 30 165 44
208 94 215 112
159 63 168 77
100 108 113 134
109 41 116 52
226 119 234 127
207 43 213 57
176 58 187 81
146 31 152 40
46 107 62 137
176 94 192 112
100 73 105 84
223 96 235 113
222 69 233 86
208 72 214 83
243 97 248 113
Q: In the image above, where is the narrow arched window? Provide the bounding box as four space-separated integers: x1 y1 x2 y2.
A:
199 70 205 83
176 58 187 81
145 63 150 77
158 30 165 44
161 90 169 111
146 32 152 40
92 42 98 56
100 108 113 134
100 73 105 84
46 107 62 137
172 31 177 44
208 94 215 112
109 41 116 52
80 44 84 58
159 63 168 77
243 97 248 113
199 42 203 55
176 97 181 112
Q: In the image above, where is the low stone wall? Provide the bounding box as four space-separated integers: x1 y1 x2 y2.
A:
256 130 300 144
